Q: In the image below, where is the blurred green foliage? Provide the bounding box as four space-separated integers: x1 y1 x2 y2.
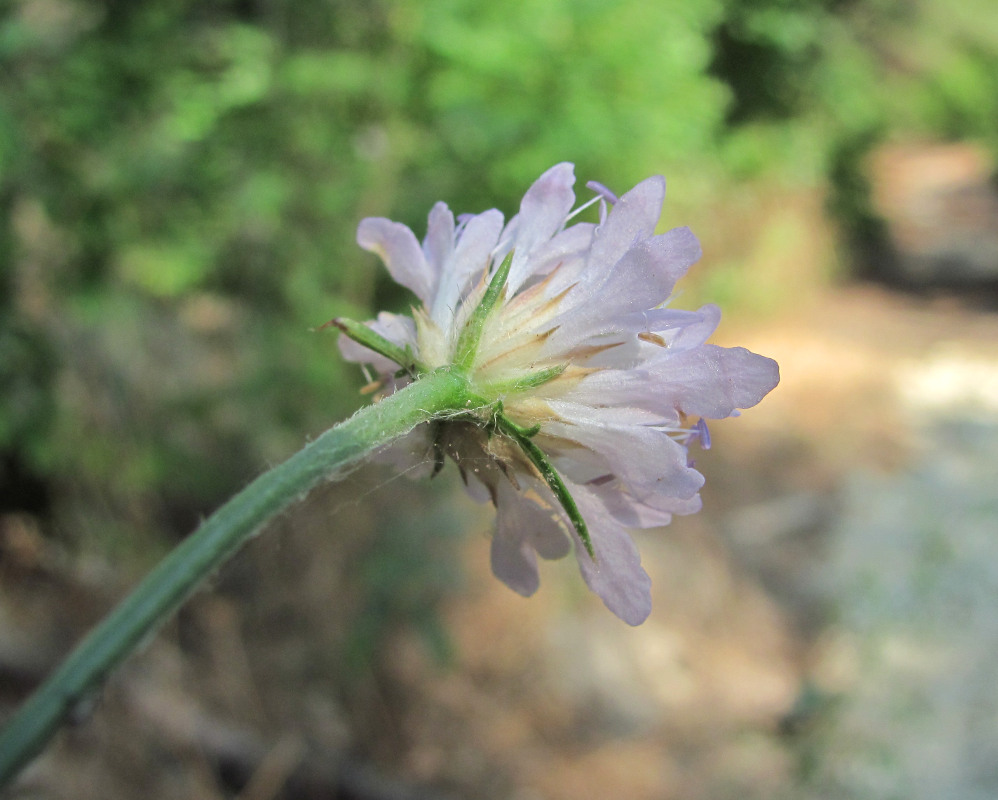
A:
0 0 995 566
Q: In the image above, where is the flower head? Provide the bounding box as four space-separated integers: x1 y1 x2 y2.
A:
337 163 778 625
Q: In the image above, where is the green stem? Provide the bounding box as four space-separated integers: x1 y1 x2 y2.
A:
0 368 471 787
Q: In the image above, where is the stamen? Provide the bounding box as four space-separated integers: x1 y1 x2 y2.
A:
696 418 711 449
681 418 711 450
563 193 603 223
585 180 618 204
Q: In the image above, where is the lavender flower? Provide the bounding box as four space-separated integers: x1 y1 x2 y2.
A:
337 163 778 624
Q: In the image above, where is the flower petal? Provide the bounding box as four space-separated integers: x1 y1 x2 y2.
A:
543 402 705 502
523 222 595 287
570 485 653 625
357 218 433 304
543 227 701 352
491 480 571 596
491 525 540 597
422 202 455 277
627 303 721 351
586 175 665 276
549 369 677 425
596 481 704 528
645 344 781 418
503 163 577 293
430 208 504 327
598 225 701 310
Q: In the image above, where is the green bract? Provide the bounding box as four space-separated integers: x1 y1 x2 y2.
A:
335 248 594 559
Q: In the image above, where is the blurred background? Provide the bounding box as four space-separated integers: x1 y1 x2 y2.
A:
2 0 998 797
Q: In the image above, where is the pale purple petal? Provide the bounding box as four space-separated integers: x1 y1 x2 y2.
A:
491 525 540 597
503 163 576 293
461 472 493 505
627 303 721 351
529 516 572 559
520 222 595 287
645 345 780 418
543 227 700 351
552 369 671 420
570 484 653 625
491 480 571 596
422 202 455 279
625 307 704 333
590 480 704 529
631 492 704 527
598 225 699 303
357 218 433 304
453 209 504 276
430 208 504 326
599 226 701 307
585 175 665 277
543 402 705 502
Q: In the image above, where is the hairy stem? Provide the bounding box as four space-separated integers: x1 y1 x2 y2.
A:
0 368 471 786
